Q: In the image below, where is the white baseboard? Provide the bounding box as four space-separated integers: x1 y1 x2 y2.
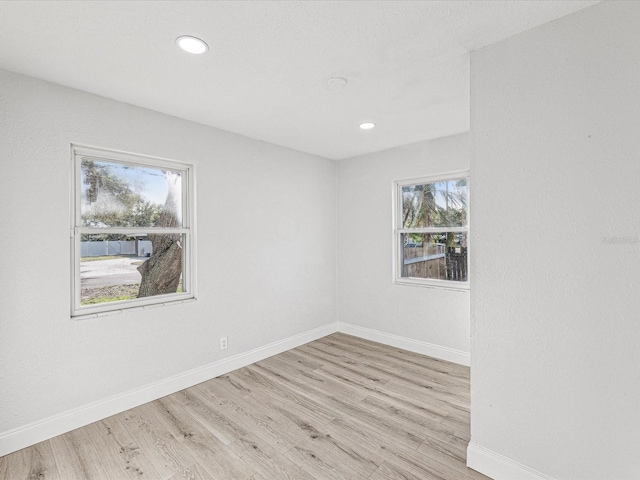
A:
337 322 470 366
0 322 337 457
467 443 556 480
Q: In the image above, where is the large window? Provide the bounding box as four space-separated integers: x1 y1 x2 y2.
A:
394 172 469 288
71 145 195 317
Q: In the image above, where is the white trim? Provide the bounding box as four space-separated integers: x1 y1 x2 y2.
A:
0 322 337 457
72 297 198 321
395 170 470 187
392 170 470 289
76 227 190 235
397 226 468 234
337 321 470 366
70 144 197 318
393 278 470 291
72 143 194 170
467 443 556 480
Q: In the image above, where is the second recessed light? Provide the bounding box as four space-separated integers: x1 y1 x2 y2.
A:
176 35 208 54
359 122 376 130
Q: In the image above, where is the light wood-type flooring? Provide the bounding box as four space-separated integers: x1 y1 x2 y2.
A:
0 333 490 480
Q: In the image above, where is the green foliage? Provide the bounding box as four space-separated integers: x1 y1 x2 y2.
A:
402 180 467 229
81 159 163 233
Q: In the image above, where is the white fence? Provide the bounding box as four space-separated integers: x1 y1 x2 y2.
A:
81 240 153 258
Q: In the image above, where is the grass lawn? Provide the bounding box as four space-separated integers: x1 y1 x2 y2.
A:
81 284 138 305
81 255 138 262
81 280 183 305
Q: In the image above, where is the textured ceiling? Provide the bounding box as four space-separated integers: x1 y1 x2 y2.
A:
0 1 599 160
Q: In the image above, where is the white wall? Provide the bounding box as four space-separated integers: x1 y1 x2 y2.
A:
469 2 640 479
337 134 470 363
0 69 336 446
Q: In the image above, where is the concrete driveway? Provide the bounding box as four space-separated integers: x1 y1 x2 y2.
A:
81 257 148 288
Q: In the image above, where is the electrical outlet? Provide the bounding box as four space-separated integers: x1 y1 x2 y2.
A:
220 336 228 350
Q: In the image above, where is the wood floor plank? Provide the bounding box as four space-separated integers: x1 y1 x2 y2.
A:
143 398 255 480
257 353 321 381
268 349 326 372
328 333 470 379
417 440 492 480
384 377 470 413
357 394 469 448
294 343 394 386
249 474 269 480
381 369 470 401
49 427 113 479
1 334 487 480
190 380 296 454
323 416 478 480
198 375 329 453
300 421 388 473
229 367 338 426
117 406 199 479
82 416 163 479
439 414 471 438
313 360 392 397
166 462 216 480
167 387 249 446
0 440 60 480
367 355 469 388
381 439 486 480
311 366 451 423
318 335 470 390
228 433 318 480
283 442 367 480
321 416 407 459
379 381 471 440
369 461 439 480
286 431 381 480
302 337 368 365
260 352 370 403
366 357 471 392
249 363 426 451
322 412 474 480
226 369 337 426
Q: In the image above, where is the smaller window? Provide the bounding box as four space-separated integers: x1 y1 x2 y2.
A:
71 145 196 317
394 172 469 289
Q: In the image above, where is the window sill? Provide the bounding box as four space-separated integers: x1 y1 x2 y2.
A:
72 297 197 321
393 279 470 291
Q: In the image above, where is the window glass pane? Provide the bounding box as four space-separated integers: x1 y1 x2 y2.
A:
80 158 183 228
401 232 467 281
401 178 467 228
80 233 185 306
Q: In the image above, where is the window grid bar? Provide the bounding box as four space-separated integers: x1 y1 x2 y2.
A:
397 227 468 234
76 227 189 236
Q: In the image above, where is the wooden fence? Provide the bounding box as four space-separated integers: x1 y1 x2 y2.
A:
403 244 467 281
445 246 467 281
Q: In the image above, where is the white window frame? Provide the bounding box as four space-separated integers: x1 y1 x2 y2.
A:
71 144 197 318
393 170 470 290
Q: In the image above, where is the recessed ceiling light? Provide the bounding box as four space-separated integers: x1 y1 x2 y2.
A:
359 122 376 130
176 36 208 55
326 76 348 90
